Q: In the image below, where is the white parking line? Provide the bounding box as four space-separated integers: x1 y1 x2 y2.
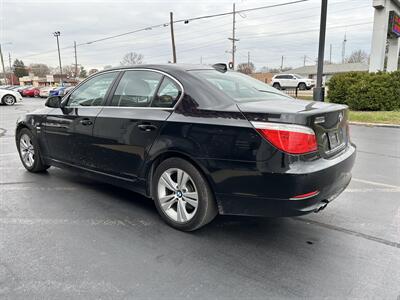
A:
0 217 152 227
352 178 400 189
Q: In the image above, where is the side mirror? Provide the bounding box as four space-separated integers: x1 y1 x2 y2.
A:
45 96 62 108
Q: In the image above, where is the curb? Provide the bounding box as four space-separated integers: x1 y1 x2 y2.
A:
349 121 400 128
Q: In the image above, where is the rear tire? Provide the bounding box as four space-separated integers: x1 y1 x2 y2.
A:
272 83 281 90
17 128 50 172
152 158 217 231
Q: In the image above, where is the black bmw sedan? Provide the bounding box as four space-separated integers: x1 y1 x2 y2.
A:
15 64 356 231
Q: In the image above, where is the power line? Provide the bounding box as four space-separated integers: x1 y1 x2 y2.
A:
19 0 309 59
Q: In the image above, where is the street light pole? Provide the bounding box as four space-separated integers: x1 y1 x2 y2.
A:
0 44 7 85
314 0 328 102
8 53 13 85
53 31 63 85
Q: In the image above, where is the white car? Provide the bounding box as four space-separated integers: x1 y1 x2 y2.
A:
0 88 23 106
272 74 315 90
39 86 54 98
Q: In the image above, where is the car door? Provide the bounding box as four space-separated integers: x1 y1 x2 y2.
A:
285 75 296 88
44 71 119 166
91 69 182 180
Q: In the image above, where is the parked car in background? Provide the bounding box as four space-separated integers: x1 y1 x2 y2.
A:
17 86 32 95
63 86 75 96
0 88 23 105
39 86 54 98
272 74 315 90
15 64 355 231
49 86 66 97
22 87 40 97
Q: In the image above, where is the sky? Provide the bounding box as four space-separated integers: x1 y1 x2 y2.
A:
0 0 374 71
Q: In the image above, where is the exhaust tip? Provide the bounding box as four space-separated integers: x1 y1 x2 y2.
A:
314 200 329 213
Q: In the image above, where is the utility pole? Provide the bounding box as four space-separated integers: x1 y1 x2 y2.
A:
200 56 203 64
170 12 177 63
329 44 332 64
303 55 306 67
8 53 13 85
280 55 284 71
74 41 78 79
228 3 239 70
0 44 7 85
247 51 250 68
53 31 63 84
341 33 347 64
314 0 328 102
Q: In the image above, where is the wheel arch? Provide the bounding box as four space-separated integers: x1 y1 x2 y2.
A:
145 150 217 204
1 93 16 103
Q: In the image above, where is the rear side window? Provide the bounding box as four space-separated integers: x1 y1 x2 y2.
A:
191 70 291 102
110 70 162 107
151 77 182 108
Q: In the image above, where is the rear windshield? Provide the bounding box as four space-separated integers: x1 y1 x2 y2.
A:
190 70 291 102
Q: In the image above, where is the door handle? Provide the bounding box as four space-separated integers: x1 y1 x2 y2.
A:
80 118 93 126
138 123 157 132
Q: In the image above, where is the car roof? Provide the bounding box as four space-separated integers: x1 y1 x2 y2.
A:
98 64 215 74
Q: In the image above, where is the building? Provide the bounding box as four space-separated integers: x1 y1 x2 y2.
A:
19 73 78 87
283 63 369 82
250 72 274 83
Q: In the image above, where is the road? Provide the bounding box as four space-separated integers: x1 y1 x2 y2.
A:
1 98 399 299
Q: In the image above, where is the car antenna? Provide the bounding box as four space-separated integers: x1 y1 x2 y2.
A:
212 63 228 73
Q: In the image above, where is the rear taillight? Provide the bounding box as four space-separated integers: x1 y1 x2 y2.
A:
251 121 317 154
290 190 320 200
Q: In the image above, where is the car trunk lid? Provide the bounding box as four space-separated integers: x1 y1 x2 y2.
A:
237 97 349 157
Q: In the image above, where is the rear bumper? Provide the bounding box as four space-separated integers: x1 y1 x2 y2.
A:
206 144 356 217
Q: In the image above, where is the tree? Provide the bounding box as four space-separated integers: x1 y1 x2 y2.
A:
346 50 369 64
237 62 255 74
79 66 87 78
62 65 75 77
29 63 50 77
120 52 144 66
88 69 99 75
267 67 293 73
13 59 28 78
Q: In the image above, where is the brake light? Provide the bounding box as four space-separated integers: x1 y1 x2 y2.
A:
251 121 317 154
290 190 320 200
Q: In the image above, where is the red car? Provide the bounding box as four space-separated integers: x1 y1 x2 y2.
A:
22 87 40 97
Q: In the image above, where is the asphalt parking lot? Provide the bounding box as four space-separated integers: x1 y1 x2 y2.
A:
1 97 399 299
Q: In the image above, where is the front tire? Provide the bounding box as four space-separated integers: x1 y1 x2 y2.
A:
152 158 217 231
298 82 307 90
2 95 16 106
17 128 50 172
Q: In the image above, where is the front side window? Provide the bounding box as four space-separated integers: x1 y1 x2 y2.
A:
110 70 162 107
67 72 117 106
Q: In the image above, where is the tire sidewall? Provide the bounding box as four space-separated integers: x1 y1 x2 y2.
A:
17 128 41 171
273 83 281 89
298 83 307 90
152 158 214 231
3 95 16 106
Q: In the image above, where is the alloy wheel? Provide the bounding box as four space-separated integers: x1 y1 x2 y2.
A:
3 95 15 105
19 134 35 167
157 168 199 223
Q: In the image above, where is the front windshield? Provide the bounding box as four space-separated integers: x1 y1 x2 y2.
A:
294 74 304 79
191 70 291 102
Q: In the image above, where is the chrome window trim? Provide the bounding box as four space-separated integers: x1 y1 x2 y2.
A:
63 68 184 111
